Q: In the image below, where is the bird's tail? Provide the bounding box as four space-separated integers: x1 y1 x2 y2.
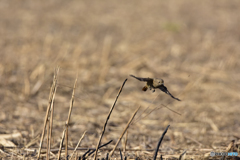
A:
142 86 148 91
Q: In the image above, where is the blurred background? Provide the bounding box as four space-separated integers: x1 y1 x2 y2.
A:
0 0 240 159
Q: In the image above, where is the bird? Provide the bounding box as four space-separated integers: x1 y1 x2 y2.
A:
130 75 181 101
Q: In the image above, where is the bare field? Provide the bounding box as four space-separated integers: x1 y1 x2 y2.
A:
0 0 240 159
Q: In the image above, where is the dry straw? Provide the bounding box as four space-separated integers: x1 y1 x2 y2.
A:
65 75 78 159
93 78 128 160
37 67 59 160
109 106 140 157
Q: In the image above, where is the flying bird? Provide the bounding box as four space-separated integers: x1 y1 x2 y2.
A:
130 75 181 101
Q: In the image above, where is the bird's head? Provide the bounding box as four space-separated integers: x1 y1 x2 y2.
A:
153 78 164 87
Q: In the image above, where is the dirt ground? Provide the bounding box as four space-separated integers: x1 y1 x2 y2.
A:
0 0 240 159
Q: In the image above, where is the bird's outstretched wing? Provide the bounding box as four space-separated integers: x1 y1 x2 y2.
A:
130 75 152 82
158 85 181 101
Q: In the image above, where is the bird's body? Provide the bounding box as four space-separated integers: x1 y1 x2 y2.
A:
130 75 181 101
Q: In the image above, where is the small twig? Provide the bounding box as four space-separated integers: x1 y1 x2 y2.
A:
69 131 86 160
84 140 113 159
119 148 123 160
133 106 161 124
48 83 57 160
153 125 170 160
82 149 91 159
65 76 78 159
105 153 109 160
110 106 140 157
134 104 181 124
75 152 78 160
178 150 187 160
226 140 234 152
57 128 66 160
37 68 59 160
161 104 181 116
23 134 41 149
133 94 181 125
46 118 50 160
0 149 11 157
183 134 203 146
93 79 127 160
133 93 159 124
89 140 113 156
123 131 128 153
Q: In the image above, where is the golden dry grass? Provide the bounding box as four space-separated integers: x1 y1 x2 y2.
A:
0 0 240 159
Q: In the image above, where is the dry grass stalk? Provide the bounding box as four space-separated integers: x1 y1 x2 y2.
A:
133 94 181 125
57 128 66 160
75 152 78 160
47 81 57 160
23 134 41 149
0 149 9 158
119 148 123 160
123 130 128 153
46 119 50 160
161 104 181 115
184 135 203 146
133 106 161 125
69 131 86 160
153 125 170 160
37 67 59 160
0 133 21 139
84 140 113 159
48 88 56 160
109 106 140 157
178 150 187 160
65 75 78 159
98 35 112 84
133 104 181 125
133 93 160 124
93 78 128 160
225 140 234 152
